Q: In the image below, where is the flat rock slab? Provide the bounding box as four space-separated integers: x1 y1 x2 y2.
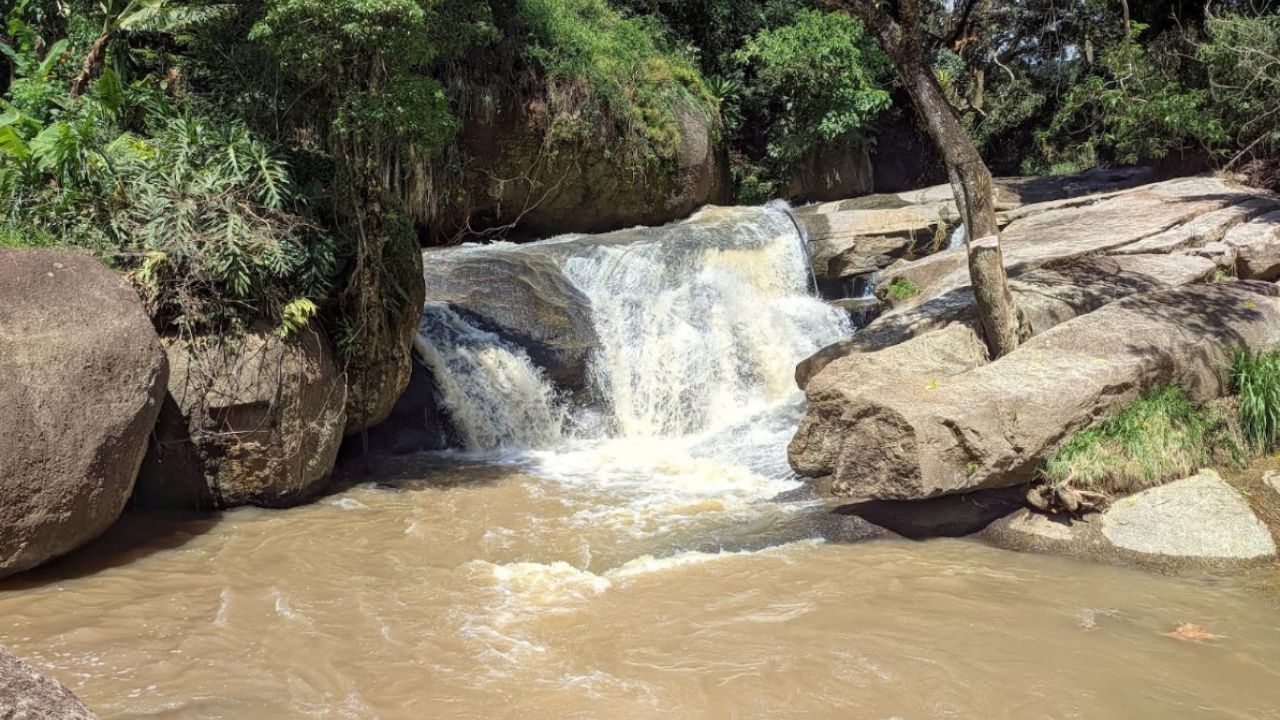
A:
1101 471 1276 560
983 471 1276 568
791 282 1280 501
880 177 1265 310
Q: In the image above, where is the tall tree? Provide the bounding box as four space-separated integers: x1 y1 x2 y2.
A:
825 0 1024 357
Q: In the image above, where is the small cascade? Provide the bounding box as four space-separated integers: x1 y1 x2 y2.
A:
412 206 852 456
947 223 967 250
413 303 565 452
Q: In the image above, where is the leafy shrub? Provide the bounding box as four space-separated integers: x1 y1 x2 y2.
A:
884 277 920 302
733 10 890 174
517 0 713 170
0 33 334 334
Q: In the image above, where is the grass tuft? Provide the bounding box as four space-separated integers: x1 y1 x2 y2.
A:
1232 349 1280 449
1041 385 1248 496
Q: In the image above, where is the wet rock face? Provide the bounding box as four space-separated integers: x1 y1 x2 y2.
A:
983 470 1276 568
0 648 98 719
439 98 728 239
135 324 347 510
0 249 168 578
421 248 599 391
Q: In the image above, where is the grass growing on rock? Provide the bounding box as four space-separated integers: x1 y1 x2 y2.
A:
1041 385 1248 497
1232 349 1280 449
884 277 920 302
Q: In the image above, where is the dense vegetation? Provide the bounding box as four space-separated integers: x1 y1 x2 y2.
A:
2 0 1278 343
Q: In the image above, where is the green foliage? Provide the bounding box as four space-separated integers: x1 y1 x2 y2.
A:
884 277 920 302
0 18 334 334
250 0 472 157
733 10 890 177
1232 349 1280 449
1041 386 1247 495
517 0 713 168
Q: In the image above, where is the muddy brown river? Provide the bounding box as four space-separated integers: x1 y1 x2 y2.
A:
7 207 1280 718
3 450 1280 720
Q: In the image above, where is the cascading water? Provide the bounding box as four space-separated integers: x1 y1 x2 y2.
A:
413 302 566 452
415 205 851 458
412 204 853 574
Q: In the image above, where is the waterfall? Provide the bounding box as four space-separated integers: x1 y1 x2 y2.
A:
413 303 565 452
948 224 967 250
414 206 852 454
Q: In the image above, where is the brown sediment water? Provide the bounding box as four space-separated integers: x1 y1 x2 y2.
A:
3 451 1280 720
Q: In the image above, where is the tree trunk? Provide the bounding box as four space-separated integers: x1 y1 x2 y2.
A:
68 32 112 98
898 57 1023 357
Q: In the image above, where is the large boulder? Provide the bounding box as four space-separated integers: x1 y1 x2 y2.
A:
1224 209 1280 280
0 647 98 719
135 324 346 509
983 470 1276 568
791 282 1280 501
420 246 598 391
784 144 874 203
0 249 167 578
432 98 728 240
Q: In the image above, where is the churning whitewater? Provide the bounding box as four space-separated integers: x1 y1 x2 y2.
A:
415 203 851 475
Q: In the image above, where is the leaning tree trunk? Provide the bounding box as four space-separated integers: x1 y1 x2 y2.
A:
68 31 112 98
893 50 1023 357
825 0 1024 358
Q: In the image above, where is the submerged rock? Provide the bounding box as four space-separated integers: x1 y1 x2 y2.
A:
0 647 97 719
983 470 1276 567
0 249 167 578
135 324 347 509
791 282 1280 502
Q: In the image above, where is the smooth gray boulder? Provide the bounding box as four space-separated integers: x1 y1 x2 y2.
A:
135 324 347 509
791 282 1280 501
1101 471 1275 560
1223 209 1280 280
983 471 1276 567
0 249 168 578
0 647 97 719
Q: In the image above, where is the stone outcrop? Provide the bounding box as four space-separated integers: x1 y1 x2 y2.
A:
797 253 1217 387
983 470 1276 567
0 249 167 578
437 98 728 240
800 167 1172 300
1223 209 1280 280
0 647 98 719
878 177 1277 310
135 324 347 509
791 282 1280 501
785 144 873 203
420 247 597 391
